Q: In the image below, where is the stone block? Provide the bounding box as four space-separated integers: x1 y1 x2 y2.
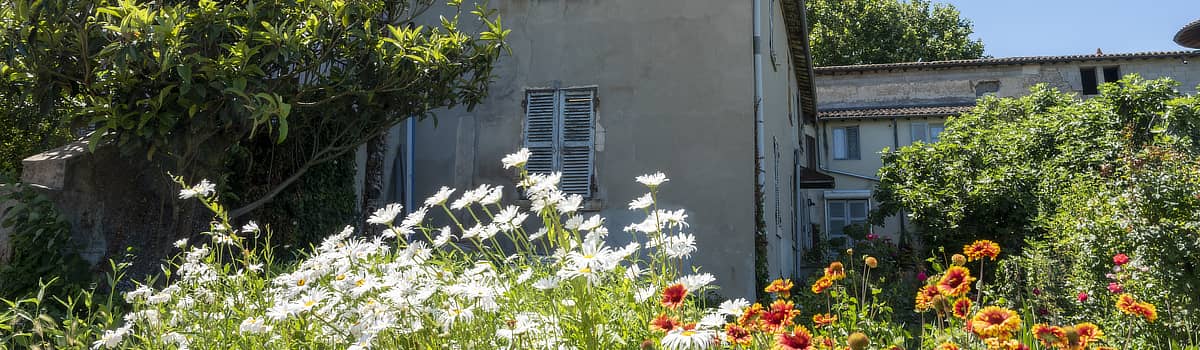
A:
21 140 89 191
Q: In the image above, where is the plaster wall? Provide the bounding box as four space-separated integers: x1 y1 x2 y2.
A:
391 0 779 298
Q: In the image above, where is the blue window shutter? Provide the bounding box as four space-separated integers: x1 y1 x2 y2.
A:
523 90 557 175
558 88 595 197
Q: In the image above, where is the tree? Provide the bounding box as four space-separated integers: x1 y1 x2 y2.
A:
0 0 508 218
806 0 985 66
874 77 1200 336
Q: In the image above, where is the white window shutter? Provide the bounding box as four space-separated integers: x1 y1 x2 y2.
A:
523 90 557 174
558 88 595 197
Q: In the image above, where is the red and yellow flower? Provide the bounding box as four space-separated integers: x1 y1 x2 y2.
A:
1116 293 1158 322
774 325 815 350
936 342 961 350
970 306 1022 340
983 337 1023 350
650 314 680 333
738 303 765 330
915 284 941 312
766 278 795 298
761 300 801 333
937 266 976 297
660 283 688 309
811 276 834 294
812 313 837 328
1032 324 1066 348
952 297 973 319
824 261 846 281
724 323 753 346
963 240 1001 261
1074 322 1104 347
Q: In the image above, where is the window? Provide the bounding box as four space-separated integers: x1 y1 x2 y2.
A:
1080 67 1099 95
831 126 860 160
827 199 869 236
911 122 945 143
1103 66 1120 83
523 87 596 197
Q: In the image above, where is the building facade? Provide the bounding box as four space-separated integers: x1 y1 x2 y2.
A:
362 0 822 298
810 51 1200 245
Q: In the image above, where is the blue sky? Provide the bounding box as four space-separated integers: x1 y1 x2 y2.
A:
939 0 1198 58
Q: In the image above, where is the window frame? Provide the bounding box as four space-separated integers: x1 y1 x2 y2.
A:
832 126 860 160
1080 67 1099 95
522 86 598 198
825 198 870 237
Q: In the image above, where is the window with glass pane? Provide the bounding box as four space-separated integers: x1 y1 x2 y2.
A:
828 201 846 235
827 199 869 236
929 123 945 142
832 126 859 160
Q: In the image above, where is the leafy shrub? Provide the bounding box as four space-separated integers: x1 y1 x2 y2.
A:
876 76 1200 345
0 179 91 299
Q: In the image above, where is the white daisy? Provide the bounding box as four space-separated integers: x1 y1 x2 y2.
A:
178 179 216 199
717 298 750 316
675 273 715 291
661 328 713 350
424 186 456 207
635 172 669 187
629 192 655 210
368 203 404 226
502 148 531 169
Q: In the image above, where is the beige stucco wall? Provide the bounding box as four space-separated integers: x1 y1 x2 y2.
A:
759 0 804 281
370 0 814 298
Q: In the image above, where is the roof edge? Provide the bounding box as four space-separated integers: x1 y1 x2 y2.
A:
815 51 1200 75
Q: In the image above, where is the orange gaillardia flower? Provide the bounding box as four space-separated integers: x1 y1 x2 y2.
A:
936 342 961 350
970 306 1022 339
824 262 846 281
983 337 1023 350
739 303 765 330
937 266 976 297
725 323 753 346
649 314 681 333
915 284 941 312
761 300 801 333
775 325 816 350
1074 322 1104 347
811 276 834 294
660 283 688 309
1032 324 1066 348
1116 294 1158 322
952 297 973 319
766 278 795 298
811 313 837 328
963 240 1001 261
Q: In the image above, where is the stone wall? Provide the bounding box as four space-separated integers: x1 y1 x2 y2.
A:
15 140 209 280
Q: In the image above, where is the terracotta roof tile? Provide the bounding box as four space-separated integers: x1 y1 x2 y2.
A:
818 104 975 120
815 51 1200 75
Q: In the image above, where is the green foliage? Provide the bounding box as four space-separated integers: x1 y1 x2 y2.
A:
0 0 507 216
0 180 91 299
876 76 1200 343
806 0 986 66
0 88 72 175
223 135 358 254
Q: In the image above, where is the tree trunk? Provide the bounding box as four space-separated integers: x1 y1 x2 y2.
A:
361 130 388 233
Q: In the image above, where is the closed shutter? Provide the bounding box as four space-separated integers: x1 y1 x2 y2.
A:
846 127 860 160
522 87 596 197
559 88 595 197
523 90 557 174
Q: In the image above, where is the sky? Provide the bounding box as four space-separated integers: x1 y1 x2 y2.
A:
939 0 1199 58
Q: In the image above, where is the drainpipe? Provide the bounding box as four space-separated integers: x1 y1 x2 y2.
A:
405 118 416 213
753 0 768 296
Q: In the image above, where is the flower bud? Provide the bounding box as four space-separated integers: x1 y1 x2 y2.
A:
951 254 967 266
864 256 878 269
847 332 870 350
